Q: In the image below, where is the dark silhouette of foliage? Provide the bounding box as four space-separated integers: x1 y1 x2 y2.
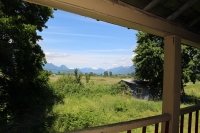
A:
89 72 93 76
104 71 108 76
74 68 82 85
0 0 63 132
109 71 112 76
85 74 91 83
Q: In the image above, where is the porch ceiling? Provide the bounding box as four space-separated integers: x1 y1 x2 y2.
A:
23 0 200 48
122 0 200 37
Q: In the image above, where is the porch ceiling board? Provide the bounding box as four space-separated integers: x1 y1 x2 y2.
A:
166 0 199 21
188 16 200 28
23 0 200 47
143 0 163 11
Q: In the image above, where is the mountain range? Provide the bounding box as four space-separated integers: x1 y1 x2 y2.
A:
43 63 135 75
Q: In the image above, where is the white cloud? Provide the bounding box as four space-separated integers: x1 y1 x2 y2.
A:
88 49 130 53
47 26 73 30
41 38 76 43
45 52 50 56
43 31 117 39
92 67 99 70
45 52 70 58
44 50 134 69
132 45 137 50
111 63 118 66
132 54 136 58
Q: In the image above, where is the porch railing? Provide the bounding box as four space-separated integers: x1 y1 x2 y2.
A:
62 104 200 133
179 104 200 133
66 113 171 133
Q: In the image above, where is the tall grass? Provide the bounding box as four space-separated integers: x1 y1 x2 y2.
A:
48 75 200 132
48 75 162 132
49 74 123 84
185 82 200 95
51 96 163 132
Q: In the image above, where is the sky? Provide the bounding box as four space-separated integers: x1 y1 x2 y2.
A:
38 10 138 70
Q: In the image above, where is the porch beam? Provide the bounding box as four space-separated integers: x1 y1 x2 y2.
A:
167 0 199 21
161 36 181 133
23 0 200 48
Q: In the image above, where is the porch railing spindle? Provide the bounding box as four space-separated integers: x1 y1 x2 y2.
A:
142 126 146 133
188 112 192 133
180 115 184 133
195 110 199 133
154 123 159 133
165 121 169 133
127 130 131 133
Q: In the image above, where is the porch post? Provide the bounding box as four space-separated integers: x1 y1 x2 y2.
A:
161 36 181 133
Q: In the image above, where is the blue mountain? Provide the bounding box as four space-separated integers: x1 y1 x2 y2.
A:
43 63 134 75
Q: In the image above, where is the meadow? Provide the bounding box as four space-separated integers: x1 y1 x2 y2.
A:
49 74 123 84
48 74 200 133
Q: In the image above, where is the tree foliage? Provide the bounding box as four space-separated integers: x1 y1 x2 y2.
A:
133 31 200 92
85 73 91 83
104 71 108 76
109 71 112 76
74 68 82 84
0 0 61 132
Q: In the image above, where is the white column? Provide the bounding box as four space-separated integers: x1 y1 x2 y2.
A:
161 36 181 133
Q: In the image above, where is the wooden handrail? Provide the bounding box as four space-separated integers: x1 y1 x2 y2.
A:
179 104 200 133
64 113 171 133
180 104 200 115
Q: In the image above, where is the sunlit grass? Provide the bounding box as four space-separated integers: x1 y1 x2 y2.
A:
49 74 127 84
49 76 200 133
185 82 200 97
51 95 162 132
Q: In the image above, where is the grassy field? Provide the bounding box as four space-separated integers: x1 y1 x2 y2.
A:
185 81 200 97
48 75 200 133
49 74 123 84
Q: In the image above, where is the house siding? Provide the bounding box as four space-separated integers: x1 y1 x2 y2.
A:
120 80 153 100
131 84 150 100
